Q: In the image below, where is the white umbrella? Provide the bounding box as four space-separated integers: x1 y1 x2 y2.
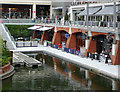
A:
27 26 42 30
37 27 53 31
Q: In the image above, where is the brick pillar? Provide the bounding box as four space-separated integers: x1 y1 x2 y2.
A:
66 34 76 49
87 36 97 53
52 32 61 45
32 30 36 39
111 40 120 65
41 31 49 42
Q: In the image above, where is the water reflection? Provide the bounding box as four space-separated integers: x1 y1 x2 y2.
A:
2 52 120 91
36 53 120 91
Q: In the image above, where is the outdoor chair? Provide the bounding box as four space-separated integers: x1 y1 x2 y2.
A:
71 49 75 54
50 44 53 47
68 48 71 53
64 48 68 52
55 45 58 49
75 50 80 55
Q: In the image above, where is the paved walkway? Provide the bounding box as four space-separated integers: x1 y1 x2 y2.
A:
12 44 120 80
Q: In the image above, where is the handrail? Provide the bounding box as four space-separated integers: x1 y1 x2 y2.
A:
1 19 120 32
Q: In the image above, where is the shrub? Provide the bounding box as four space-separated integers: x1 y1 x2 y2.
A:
5 25 32 38
0 38 11 66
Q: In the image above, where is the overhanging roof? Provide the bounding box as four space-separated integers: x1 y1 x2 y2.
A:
95 5 120 15
77 7 101 16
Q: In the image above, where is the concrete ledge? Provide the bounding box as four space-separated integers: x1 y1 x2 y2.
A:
12 46 120 81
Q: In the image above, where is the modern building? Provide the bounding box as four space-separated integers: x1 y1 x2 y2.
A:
0 0 52 19
0 0 74 19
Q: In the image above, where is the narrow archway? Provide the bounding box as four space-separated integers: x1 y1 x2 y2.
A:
52 30 69 46
96 35 106 54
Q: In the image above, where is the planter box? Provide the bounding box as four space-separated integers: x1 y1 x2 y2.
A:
0 62 10 74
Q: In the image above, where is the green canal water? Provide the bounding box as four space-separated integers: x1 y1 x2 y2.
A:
2 52 120 91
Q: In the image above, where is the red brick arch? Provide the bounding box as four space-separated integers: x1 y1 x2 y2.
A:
56 27 69 33
57 30 69 33
72 31 87 35
91 32 108 37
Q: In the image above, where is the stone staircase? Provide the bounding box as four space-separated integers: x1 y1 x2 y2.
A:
0 23 16 50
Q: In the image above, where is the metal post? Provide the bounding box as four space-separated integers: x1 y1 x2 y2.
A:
113 2 116 44
113 2 116 31
86 2 89 39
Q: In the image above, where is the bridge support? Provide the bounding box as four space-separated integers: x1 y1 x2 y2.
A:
66 34 76 49
52 32 61 45
111 40 120 65
41 31 49 42
32 30 37 39
87 36 97 53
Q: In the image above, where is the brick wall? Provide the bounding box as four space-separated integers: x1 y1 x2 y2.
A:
32 30 37 39
87 36 97 53
52 32 61 45
41 31 49 42
66 34 76 49
111 40 120 65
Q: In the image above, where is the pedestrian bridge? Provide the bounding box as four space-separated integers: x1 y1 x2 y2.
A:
1 19 120 33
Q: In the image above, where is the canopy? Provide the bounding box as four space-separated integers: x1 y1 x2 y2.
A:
27 26 42 30
37 27 53 31
73 10 82 14
95 5 119 15
77 7 101 16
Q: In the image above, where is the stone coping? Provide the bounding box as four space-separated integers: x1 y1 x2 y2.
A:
0 65 15 80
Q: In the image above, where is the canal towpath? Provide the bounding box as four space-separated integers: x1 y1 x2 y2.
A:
11 44 120 80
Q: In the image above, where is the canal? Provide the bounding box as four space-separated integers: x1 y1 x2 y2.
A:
2 52 120 91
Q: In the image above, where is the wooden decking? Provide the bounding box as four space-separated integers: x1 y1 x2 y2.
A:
13 52 42 67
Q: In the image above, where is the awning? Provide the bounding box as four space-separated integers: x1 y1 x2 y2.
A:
73 10 82 14
95 5 119 15
77 7 101 16
27 26 42 30
37 27 53 31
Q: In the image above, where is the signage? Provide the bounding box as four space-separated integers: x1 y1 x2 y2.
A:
65 33 69 38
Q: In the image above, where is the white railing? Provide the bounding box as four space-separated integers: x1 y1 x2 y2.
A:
2 19 33 23
2 19 120 32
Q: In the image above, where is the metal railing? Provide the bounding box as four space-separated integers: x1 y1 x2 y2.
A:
2 19 33 23
37 19 120 30
1 19 120 32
